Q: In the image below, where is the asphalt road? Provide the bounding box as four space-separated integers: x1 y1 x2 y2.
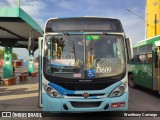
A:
128 86 160 111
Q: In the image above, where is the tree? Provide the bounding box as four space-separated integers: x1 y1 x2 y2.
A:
0 49 4 59
12 53 18 60
0 49 18 60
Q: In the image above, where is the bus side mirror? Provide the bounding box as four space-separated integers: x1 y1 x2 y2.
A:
28 36 35 52
126 38 133 60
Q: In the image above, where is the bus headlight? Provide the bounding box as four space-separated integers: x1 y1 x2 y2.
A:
108 82 127 98
43 83 63 98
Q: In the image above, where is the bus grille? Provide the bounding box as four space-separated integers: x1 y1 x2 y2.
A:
57 82 114 90
71 102 101 108
66 93 105 97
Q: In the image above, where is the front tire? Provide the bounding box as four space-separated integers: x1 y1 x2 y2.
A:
128 74 136 88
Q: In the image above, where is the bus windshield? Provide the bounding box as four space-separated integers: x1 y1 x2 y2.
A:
44 33 125 79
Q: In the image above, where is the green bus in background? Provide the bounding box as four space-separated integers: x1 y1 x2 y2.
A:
128 35 160 93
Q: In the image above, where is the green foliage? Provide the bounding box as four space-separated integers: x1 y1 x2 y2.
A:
12 53 18 60
0 49 4 59
0 49 18 60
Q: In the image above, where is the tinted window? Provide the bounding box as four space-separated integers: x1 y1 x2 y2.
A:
139 46 146 62
133 48 138 55
146 44 152 53
146 45 152 62
139 46 146 54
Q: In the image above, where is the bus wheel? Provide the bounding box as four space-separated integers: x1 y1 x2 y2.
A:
128 74 136 88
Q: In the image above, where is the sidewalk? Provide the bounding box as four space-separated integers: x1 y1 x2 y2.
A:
0 66 42 111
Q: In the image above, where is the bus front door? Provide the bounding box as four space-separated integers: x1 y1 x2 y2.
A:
157 47 160 91
153 47 160 92
38 37 43 108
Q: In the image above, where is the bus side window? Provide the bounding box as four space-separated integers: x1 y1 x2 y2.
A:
139 46 147 62
147 52 152 62
139 54 147 62
132 48 139 62
134 55 141 62
146 44 153 63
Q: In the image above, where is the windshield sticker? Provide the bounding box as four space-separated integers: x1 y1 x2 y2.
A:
73 73 81 78
75 60 80 67
51 59 75 66
96 65 112 73
86 35 100 40
86 69 95 78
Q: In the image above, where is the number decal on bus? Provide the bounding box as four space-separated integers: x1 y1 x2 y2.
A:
96 65 112 73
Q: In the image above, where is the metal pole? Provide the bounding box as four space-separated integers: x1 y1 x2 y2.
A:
38 38 43 108
17 0 20 7
84 36 86 70
155 14 157 36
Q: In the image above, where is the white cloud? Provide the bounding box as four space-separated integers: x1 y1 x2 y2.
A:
6 0 17 6
20 0 47 27
21 1 46 18
35 18 46 28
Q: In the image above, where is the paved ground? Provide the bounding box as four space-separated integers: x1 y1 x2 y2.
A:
0 78 39 111
0 66 40 111
128 86 160 111
0 66 160 119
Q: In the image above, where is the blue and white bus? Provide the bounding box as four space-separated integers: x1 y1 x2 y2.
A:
34 17 132 112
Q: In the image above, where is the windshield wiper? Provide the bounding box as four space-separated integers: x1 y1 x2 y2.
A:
91 32 106 49
62 33 80 72
63 32 74 53
72 41 76 59
63 32 77 69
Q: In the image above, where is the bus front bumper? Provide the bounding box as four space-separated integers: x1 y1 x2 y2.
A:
42 92 128 112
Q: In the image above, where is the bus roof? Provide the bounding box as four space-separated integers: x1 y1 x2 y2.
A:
133 35 160 48
47 16 121 21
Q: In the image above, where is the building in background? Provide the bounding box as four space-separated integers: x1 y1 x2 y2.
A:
146 0 160 38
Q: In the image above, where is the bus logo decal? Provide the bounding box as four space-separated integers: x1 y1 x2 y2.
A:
83 92 89 98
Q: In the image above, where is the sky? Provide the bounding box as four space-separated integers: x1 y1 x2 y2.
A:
0 0 146 59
